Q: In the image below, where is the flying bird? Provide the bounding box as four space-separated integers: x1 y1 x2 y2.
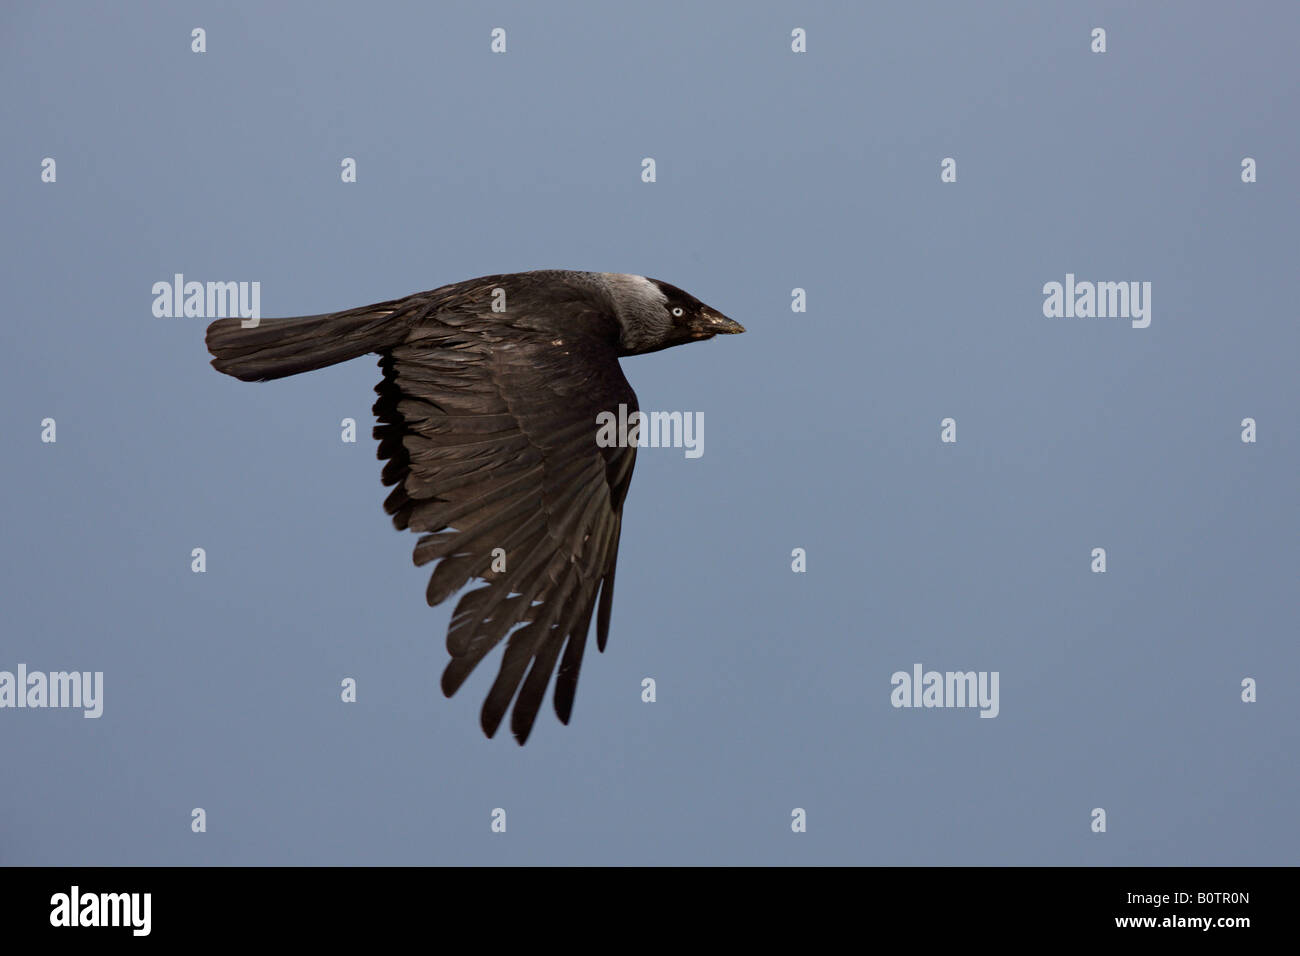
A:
205 270 744 743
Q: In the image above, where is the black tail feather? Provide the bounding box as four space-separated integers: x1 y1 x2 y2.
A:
205 302 409 382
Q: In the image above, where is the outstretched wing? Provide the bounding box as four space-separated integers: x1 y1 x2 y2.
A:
375 325 637 744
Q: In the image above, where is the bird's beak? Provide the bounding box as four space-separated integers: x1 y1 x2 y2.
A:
696 309 746 336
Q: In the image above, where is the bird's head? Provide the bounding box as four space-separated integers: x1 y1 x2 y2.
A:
604 273 745 356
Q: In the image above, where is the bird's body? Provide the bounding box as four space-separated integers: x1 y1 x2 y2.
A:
206 270 742 743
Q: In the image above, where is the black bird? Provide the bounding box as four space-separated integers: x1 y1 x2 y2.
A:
205 270 744 744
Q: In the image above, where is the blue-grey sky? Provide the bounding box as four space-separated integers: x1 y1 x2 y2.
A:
1 0 1296 865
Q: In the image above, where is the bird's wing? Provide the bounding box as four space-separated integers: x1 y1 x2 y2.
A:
375 324 638 744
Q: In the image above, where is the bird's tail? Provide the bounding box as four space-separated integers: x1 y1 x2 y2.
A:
205 300 410 382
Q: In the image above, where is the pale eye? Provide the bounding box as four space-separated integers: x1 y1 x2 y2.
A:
671 307 684 317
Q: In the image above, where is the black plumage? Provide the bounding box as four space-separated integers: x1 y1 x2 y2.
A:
205 269 743 743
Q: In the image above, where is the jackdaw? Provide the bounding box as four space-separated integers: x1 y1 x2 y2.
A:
205 270 743 744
